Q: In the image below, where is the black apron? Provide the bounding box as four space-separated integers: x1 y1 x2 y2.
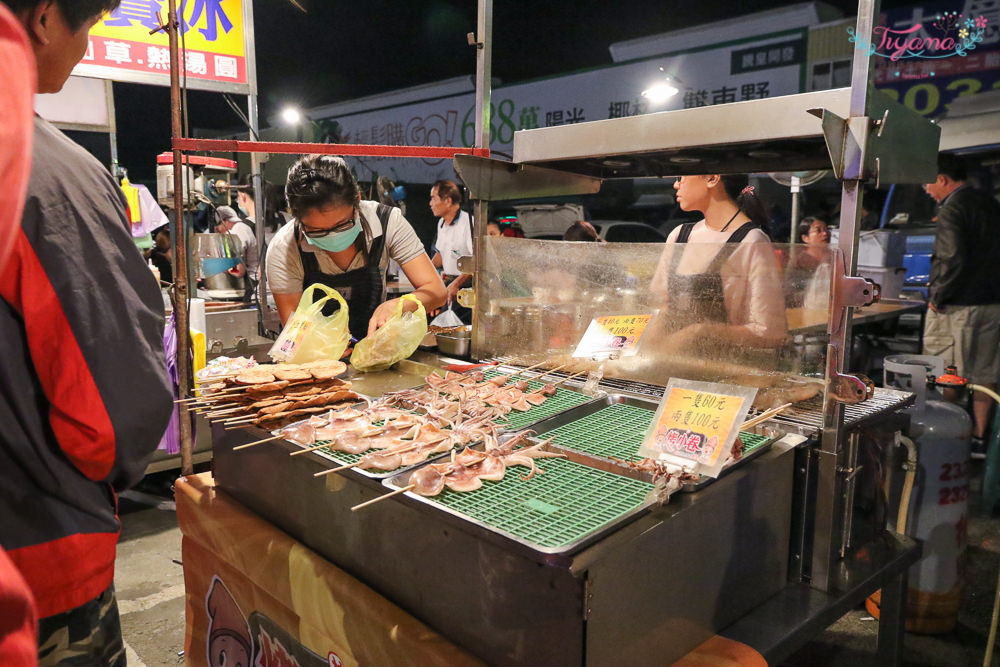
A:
297 204 393 341
666 221 760 329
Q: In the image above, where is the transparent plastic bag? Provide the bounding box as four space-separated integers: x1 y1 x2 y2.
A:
429 302 463 328
268 284 350 363
350 294 427 372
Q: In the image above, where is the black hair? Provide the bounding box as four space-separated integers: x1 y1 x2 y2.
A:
432 179 462 206
720 175 771 236
937 153 967 182
2 0 121 31
285 155 359 220
241 174 288 233
563 221 599 242
797 216 827 240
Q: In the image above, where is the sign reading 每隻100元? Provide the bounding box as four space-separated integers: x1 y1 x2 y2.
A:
72 0 254 94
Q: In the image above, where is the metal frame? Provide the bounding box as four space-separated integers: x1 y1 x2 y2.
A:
459 0 939 597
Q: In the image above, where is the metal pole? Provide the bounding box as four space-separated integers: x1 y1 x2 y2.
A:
249 94 269 324
167 0 194 476
107 81 119 175
811 0 879 591
470 0 492 359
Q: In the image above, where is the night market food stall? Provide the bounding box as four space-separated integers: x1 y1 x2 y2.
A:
169 1 942 665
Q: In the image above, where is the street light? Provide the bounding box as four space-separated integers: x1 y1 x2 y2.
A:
641 67 683 106
281 106 302 126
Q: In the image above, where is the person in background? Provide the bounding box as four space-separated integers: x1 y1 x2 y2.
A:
266 155 446 339
486 220 502 237
237 175 288 246
215 205 259 281
563 220 601 242
791 216 830 271
922 153 1000 458
0 1 173 666
430 179 473 322
148 226 172 284
0 2 38 664
651 174 786 352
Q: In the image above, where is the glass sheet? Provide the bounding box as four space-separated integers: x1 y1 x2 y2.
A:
475 237 836 388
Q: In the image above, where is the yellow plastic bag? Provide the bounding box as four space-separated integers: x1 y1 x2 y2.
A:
350 294 427 372
268 284 350 363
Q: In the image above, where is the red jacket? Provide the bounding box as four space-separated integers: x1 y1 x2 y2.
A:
0 5 39 663
0 117 173 619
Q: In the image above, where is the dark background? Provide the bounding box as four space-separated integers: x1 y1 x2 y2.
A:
112 0 915 183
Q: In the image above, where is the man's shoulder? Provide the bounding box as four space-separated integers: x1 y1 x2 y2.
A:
29 118 116 198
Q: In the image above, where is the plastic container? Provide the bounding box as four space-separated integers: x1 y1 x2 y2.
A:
829 228 907 266
857 265 907 299
436 327 471 357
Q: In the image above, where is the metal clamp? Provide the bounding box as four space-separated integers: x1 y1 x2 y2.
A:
824 346 876 404
829 370 876 404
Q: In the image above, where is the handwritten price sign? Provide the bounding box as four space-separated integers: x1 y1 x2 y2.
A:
573 314 652 359
639 379 756 478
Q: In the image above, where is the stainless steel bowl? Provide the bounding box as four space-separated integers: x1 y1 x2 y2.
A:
435 327 471 357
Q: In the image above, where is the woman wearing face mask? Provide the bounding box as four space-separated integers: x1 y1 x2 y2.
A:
266 155 446 339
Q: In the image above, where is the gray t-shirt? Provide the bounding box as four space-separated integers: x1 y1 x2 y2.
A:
265 200 426 299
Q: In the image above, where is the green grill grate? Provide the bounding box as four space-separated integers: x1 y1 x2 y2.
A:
482 369 592 430
426 457 653 550
540 402 773 463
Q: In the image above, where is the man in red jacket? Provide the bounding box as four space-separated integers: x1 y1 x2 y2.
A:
0 1 173 665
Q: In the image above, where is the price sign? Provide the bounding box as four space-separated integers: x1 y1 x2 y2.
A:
639 378 756 478
572 314 652 360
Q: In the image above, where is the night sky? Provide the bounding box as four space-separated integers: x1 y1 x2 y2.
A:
112 0 915 182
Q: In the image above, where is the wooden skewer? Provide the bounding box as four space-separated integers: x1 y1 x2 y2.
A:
233 434 284 450
225 423 257 431
551 370 587 387
291 440 338 456
740 403 792 431
351 485 415 511
312 442 426 477
222 415 258 425
313 459 363 477
507 359 550 378
204 405 249 417
531 363 570 382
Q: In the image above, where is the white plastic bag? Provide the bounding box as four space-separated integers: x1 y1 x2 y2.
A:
429 302 463 328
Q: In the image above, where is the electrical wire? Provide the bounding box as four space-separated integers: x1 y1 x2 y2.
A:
223 93 260 140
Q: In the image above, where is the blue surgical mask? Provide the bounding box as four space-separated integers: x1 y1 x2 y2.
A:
304 220 362 252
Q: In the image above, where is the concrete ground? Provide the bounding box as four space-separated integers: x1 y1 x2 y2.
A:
115 464 1000 667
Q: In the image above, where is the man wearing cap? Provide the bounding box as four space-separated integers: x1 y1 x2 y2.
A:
215 204 259 281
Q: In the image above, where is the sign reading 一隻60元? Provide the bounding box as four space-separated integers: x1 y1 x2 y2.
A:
73 0 252 94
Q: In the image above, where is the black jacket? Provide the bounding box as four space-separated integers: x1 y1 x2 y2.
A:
929 185 1000 308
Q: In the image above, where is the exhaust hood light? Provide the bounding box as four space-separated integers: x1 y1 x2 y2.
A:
668 156 701 164
747 150 782 158
602 159 632 168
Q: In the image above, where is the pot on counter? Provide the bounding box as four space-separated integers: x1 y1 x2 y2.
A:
435 326 471 358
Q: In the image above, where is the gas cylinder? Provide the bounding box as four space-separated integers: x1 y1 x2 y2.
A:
870 355 972 633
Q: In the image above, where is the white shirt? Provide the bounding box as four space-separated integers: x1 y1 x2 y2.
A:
434 210 473 276
228 220 258 278
651 220 786 342
265 200 426 298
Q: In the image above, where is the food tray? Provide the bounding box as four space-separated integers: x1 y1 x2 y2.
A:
481 368 596 431
525 394 781 491
384 455 655 554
